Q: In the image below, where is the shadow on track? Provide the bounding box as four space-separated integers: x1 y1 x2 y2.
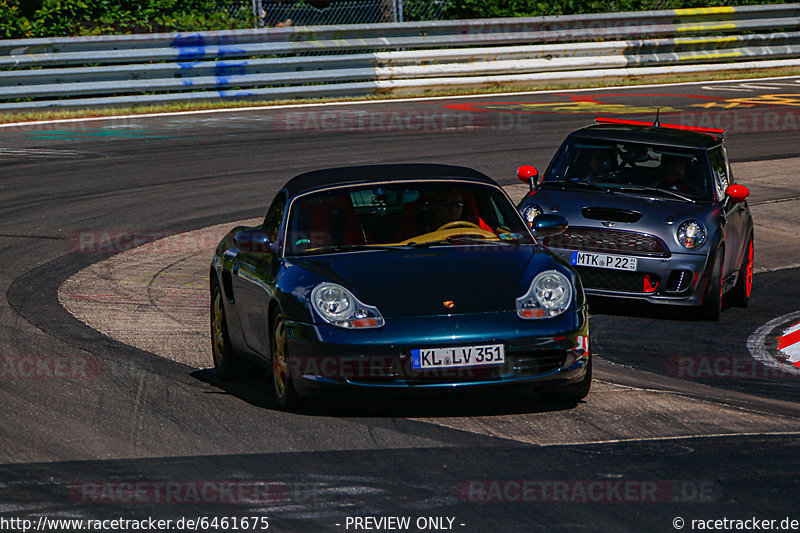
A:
191 368 582 417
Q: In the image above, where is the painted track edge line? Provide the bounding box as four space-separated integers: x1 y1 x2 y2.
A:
545 430 800 447
756 263 800 273
1 74 799 129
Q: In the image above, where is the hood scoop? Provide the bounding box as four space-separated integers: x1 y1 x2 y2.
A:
582 207 642 223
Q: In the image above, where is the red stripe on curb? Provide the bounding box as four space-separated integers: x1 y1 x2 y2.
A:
777 324 800 351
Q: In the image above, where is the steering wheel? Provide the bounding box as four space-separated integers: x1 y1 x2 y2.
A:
435 220 482 232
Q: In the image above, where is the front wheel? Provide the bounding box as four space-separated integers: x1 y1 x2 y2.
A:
271 312 300 410
730 238 753 307
699 252 723 321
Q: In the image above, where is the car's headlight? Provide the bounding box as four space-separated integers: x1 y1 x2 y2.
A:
676 220 706 249
516 270 573 319
311 282 384 329
521 204 542 228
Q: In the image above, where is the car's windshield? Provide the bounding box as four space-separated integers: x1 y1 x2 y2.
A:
543 139 712 201
286 180 533 256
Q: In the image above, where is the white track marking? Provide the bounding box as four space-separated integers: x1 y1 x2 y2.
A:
756 263 800 274
747 310 800 376
751 196 800 206
699 86 758 92
546 430 800 447
733 83 791 90
0 148 87 158
0 75 799 129
702 79 800 91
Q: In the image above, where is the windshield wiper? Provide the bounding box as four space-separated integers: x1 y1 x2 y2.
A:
616 186 695 203
295 244 405 255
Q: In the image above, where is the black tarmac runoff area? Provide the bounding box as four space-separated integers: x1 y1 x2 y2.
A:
2 77 800 532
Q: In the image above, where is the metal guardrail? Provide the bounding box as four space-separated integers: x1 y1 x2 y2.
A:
1 4 799 110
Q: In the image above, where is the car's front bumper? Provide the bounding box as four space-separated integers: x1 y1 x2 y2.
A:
548 248 712 306
283 308 589 394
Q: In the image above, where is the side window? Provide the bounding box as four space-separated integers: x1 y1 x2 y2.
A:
263 193 287 242
724 147 735 184
708 147 729 202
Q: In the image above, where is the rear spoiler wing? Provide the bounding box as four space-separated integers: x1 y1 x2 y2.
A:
593 116 725 139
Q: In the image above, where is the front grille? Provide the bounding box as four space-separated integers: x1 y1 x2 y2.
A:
512 351 566 376
341 356 501 384
542 227 669 257
577 267 655 293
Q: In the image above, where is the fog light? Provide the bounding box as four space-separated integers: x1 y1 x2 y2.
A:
643 274 659 293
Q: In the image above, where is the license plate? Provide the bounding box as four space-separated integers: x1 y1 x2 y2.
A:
411 344 505 370
571 251 638 271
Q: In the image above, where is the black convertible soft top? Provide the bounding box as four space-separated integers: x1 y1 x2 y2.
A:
282 164 497 196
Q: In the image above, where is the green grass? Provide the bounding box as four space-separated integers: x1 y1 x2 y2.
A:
1 66 798 125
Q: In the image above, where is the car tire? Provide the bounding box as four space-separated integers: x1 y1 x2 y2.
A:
271 311 300 410
730 237 754 308
210 281 256 381
699 251 723 321
540 357 592 403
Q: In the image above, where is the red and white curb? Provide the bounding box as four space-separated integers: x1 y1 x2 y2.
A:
778 321 800 367
747 310 800 376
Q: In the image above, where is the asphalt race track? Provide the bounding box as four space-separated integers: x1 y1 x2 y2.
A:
2 78 800 532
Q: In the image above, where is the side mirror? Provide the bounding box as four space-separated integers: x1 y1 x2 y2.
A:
532 214 568 238
725 184 750 204
517 165 539 191
233 229 274 254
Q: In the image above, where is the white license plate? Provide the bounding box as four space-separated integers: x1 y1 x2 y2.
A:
411 344 505 370
571 251 638 271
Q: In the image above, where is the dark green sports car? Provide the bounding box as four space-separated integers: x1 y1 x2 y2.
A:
210 164 590 409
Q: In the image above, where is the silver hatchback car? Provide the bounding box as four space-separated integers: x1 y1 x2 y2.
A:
516 117 754 321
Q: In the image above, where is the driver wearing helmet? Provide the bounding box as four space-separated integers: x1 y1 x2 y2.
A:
587 147 618 181
659 154 690 192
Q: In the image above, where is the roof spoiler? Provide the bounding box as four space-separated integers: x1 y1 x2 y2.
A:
593 116 725 139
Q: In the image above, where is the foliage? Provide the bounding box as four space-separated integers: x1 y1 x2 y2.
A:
0 0 256 38
443 0 788 19
0 0 34 38
0 0 789 38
